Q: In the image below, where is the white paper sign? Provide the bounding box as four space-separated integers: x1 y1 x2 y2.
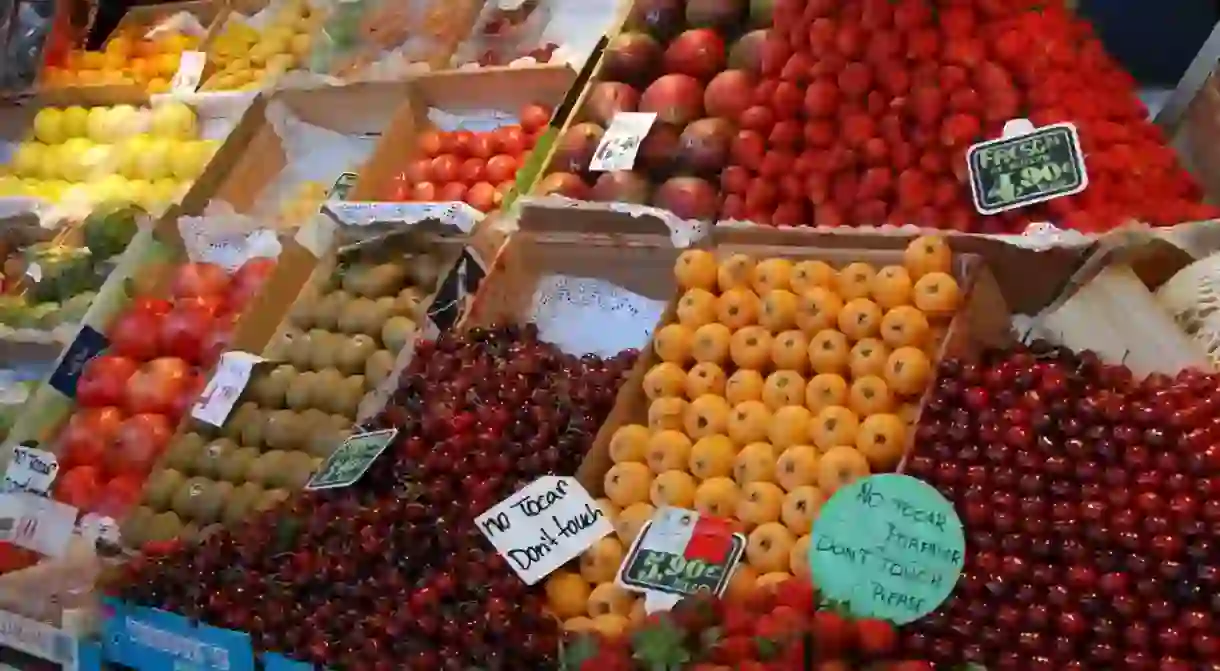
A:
0 609 78 666
475 476 613 585
590 112 657 172
0 492 77 558
171 51 207 94
77 513 120 548
24 263 41 283
191 351 264 427
1 446 59 495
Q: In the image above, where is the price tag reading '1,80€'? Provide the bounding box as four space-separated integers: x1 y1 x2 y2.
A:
617 507 745 599
966 120 1088 215
808 474 966 625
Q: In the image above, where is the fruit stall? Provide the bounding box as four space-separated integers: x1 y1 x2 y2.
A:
0 0 1217 669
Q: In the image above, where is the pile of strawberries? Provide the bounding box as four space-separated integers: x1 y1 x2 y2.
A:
563 577 932 670
722 0 1217 232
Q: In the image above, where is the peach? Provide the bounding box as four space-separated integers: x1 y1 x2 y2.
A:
769 406 812 449
546 571 591 619
856 412 906 470
746 523 797 573
717 253 756 291
616 502 655 545
807 329 850 375
781 486 823 535
796 287 843 333
816 445 871 494
677 288 718 328
649 397 688 431
644 362 687 400
885 346 932 396
790 260 835 293
776 445 820 492
835 262 876 301
725 369 765 404
759 290 799 331
653 323 694 364
848 338 891 379
604 462 653 506
903 235 952 278
737 481 785 526
715 288 761 330
848 375 894 417
790 535 812 578
646 430 693 473
609 424 650 463
880 305 930 348
897 402 920 428
870 265 913 308
588 582 634 617
628 599 647 628
837 297 882 341
730 326 773 369
770 330 809 371
563 616 596 632
581 537 626 584
725 564 759 603
752 258 794 294
591 614 630 640
805 373 848 414
684 394 732 439
912 272 961 316
733 442 777 484
675 249 719 289
689 434 736 479
685 362 727 398
762 370 806 409
811 405 860 451
692 322 733 363
651 470 698 508
756 572 794 591
693 476 740 518
728 400 772 446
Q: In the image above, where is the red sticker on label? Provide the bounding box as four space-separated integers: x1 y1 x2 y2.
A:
683 515 733 563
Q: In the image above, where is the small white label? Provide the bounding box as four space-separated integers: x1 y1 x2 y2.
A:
0 609 78 665
170 51 206 93
643 591 682 614
590 112 657 172
640 506 697 553
0 492 77 558
1 446 58 495
475 476 613 585
24 263 41 284
77 513 120 547
190 351 264 427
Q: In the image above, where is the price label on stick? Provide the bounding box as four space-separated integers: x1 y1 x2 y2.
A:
191 352 264 427
966 120 1088 215
1 445 58 495
616 507 745 599
589 112 657 171
305 429 397 490
476 476 613 585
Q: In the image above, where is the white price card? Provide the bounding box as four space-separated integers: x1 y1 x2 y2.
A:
475 476 613 585
0 492 77 558
190 351 264 427
170 51 206 93
1 446 58 496
0 609 78 667
589 112 657 172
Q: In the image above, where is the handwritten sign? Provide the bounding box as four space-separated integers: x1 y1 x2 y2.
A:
590 113 657 171
808 474 964 624
617 508 745 598
476 476 612 585
967 120 1088 215
190 352 264 428
1 446 58 495
305 429 397 490
0 492 77 558
48 325 108 397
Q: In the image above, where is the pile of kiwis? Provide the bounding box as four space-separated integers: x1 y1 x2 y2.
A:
122 242 446 547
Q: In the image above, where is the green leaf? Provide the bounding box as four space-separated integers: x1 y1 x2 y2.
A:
698 625 722 651
560 633 601 669
632 616 691 669
755 636 780 661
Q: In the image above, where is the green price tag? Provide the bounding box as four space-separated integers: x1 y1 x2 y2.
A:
966 121 1088 215
327 172 359 202
617 521 746 597
305 428 397 490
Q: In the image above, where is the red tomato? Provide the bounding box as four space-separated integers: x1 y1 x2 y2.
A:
159 305 217 364
413 182 438 201
439 182 468 202
467 134 495 159
54 466 102 510
174 294 225 318
452 130 475 158
228 258 276 313
431 155 461 183
486 154 519 183
404 159 432 184
419 130 443 157
130 297 172 316
466 182 499 213
0 543 37 573
125 357 190 416
77 355 138 407
519 103 552 132
60 406 124 469
93 476 143 517
171 262 230 300
109 310 161 361
388 181 413 201
107 414 172 479
459 158 487 185
494 126 526 155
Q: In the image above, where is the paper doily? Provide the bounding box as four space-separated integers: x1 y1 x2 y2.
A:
529 274 665 357
325 200 483 233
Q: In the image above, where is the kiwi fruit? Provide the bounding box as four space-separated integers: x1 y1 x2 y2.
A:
250 366 292 409
226 402 260 440
308 329 340 370
291 295 318 329
248 451 289 486
171 478 211 518
328 414 351 432
196 439 237 479
407 255 443 290
369 297 397 331
164 433 206 473
299 407 330 432
338 297 380 335
120 506 156 547
264 410 304 451
192 481 232 524
327 375 364 417
179 522 201 543
349 263 408 298
287 331 314 369
313 291 350 330
240 409 269 447
146 511 183 543
256 488 290 512
307 427 346 458
394 287 425 319
285 371 317 410
365 349 396 387
283 451 318 489
223 482 263 526
217 447 259 482
142 469 185 509
381 316 417 353
335 334 378 375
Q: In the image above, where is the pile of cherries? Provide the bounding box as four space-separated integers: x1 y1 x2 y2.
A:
905 342 1220 670
108 324 638 669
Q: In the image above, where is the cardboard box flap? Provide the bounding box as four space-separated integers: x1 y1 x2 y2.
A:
518 199 710 248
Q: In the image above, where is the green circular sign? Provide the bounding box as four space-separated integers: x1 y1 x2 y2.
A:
808 474 965 624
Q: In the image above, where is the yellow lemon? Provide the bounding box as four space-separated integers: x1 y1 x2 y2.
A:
85 107 113 143
168 140 211 180
146 78 171 94
33 107 65 145
36 145 61 180
11 143 45 178
107 105 143 140
149 103 197 140
135 139 172 181
80 51 106 69
0 176 21 196
61 106 89 138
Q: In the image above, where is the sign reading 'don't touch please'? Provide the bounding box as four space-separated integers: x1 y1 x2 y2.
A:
476 476 613 585
809 474 965 624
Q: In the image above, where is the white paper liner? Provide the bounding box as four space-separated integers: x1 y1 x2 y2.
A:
324 200 483 233
143 11 208 39
528 274 666 357
178 212 283 270
518 195 711 248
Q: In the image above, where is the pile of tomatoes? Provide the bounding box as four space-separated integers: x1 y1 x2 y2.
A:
52 258 276 516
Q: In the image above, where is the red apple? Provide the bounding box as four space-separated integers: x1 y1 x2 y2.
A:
729 29 769 73
585 82 641 126
601 32 663 85
638 123 683 174
677 118 733 173
536 173 591 199
640 74 705 126
228 257 276 313
704 70 756 120
626 0 684 40
125 356 189 416
171 262 229 300
652 177 721 220
662 29 727 80
452 131 475 158
77 354 138 408
552 123 605 173
53 466 102 510
107 413 173 479
592 172 652 204
59 406 124 469
159 305 216 364
419 131 444 157
109 310 161 361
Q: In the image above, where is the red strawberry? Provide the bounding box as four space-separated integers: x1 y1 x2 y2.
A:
855 618 898 658
810 610 853 656
773 577 817 613
712 634 755 665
